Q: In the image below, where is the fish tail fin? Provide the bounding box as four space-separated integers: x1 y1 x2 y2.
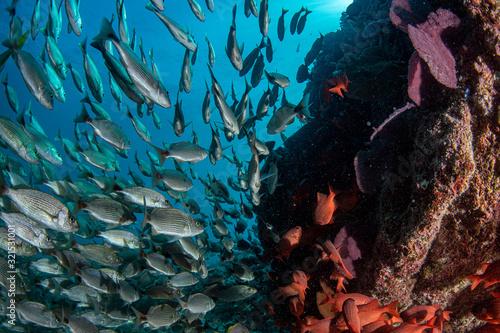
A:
55 128 62 142
80 90 91 104
318 292 333 305
131 306 145 331
244 77 252 94
74 104 90 123
145 2 157 12
124 105 132 118
151 164 161 188
384 300 400 318
467 274 482 290
0 171 9 197
72 199 86 215
78 36 87 54
148 143 169 166
1 38 18 51
93 18 117 42
141 196 150 229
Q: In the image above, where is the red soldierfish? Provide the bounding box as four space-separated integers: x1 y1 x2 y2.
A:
275 226 302 261
468 260 500 290
314 184 340 225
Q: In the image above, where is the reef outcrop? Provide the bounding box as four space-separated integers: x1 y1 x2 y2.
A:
255 0 500 331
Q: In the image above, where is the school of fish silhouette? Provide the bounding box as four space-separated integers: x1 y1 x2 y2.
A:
0 0 500 332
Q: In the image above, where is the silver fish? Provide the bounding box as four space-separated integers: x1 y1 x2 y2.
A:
0 181 78 232
259 0 269 37
65 0 83 36
0 116 39 164
180 49 193 93
205 35 215 67
74 105 130 150
96 229 142 249
143 207 204 238
226 6 243 71
217 285 257 302
16 301 62 328
93 18 171 109
74 196 136 226
2 73 19 113
209 124 223 165
149 141 207 165
67 61 85 93
179 293 215 314
111 184 171 208
251 52 264 88
78 37 104 103
187 0 205 22
125 105 151 142
244 0 258 18
2 36 54 110
31 0 41 40
0 211 54 249
132 304 179 330
152 165 193 192
145 3 197 52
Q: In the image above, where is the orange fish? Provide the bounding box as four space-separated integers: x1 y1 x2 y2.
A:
314 184 341 225
361 320 395 333
300 317 340 333
328 71 350 98
400 304 451 323
385 318 436 333
274 226 302 261
320 292 373 313
289 296 305 318
342 298 361 333
328 267 349 293
334 299 400 329
318 240 354 279
293 270 310 293
468 260 500 290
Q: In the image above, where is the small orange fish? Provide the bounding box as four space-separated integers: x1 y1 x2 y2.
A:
328 267 349 293
400 304 451 323
274 226 302 261
314 184 341 225
327 71 350 98
300 317 340 333
343 298 361 333
319 292 373 313
361 320 395 333
289 296 305 318
468 260 500 290
385 318 436 333
293 270 310 293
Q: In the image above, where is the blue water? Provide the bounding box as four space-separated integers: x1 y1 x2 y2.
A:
0 0 350 331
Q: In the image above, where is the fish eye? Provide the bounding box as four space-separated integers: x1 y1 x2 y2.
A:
46 236 51 242
50 94 53 101
57 152 61 157
70 216 77 224
33 148 39 156
55 317 61 323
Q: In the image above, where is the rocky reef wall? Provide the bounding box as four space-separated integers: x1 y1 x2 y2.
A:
255 0 500 331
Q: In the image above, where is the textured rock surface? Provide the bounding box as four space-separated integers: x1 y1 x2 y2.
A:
256 0 500 331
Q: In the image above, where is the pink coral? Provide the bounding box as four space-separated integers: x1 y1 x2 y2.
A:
408 8 461 88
